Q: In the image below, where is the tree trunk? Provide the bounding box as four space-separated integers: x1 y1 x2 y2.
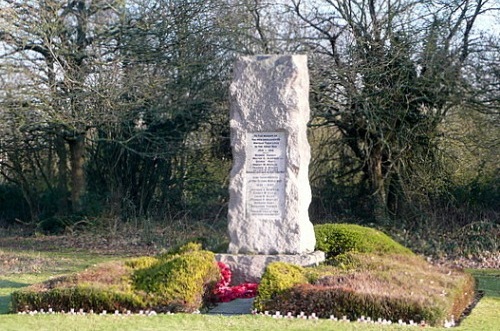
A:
368 145 388 222
68 135 86 213
55 136 69 214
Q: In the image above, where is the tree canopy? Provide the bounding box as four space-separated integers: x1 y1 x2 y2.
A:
0 1 498 246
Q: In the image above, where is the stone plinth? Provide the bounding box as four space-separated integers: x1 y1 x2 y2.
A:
216 251 325 285
227 55 316 255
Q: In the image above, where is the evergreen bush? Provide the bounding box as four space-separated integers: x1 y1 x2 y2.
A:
254 225 475 326
10 243 220 313
314 223 413 261
132 249 220 312
253 262 308 311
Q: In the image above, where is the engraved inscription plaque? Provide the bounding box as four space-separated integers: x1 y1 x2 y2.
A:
246 132 285 221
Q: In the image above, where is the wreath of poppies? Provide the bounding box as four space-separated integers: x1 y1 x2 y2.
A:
213 261 259 302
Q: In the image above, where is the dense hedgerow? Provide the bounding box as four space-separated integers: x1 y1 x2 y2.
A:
132 249 220 312
11 261 144 312
314 223 414 261
254 254 475 326
259 254 474 325
270 284 446 323
11 286 145 313
253 262 309 311
11 243 220 313
255 224 475 326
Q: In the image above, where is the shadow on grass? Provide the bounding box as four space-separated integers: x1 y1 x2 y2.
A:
0 295 12 314
0 280 30 314
0 280 30 289
468 269 500 298
475 274 500 298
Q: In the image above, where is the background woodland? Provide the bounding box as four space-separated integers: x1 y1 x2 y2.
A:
0 0 498 257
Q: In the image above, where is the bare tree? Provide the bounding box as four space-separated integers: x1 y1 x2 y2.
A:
285 0 497 221
83 0 234 220
0 0 125 213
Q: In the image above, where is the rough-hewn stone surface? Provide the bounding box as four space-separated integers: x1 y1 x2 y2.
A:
216 251 326 285
227 55 316 255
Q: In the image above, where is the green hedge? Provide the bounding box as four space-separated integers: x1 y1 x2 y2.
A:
11 286 145 313
314 223 413 261
268 283 445 323
132 249 220 312
253 262 308 311
254 224 475 326
11 243 220 313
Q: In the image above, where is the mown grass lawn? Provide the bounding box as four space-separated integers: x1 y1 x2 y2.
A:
0 248 498 331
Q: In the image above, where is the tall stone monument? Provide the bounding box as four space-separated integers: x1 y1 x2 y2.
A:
217 55 324 284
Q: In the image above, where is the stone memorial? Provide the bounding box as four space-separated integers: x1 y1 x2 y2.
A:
217 55 324 284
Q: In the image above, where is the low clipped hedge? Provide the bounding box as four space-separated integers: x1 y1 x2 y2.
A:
11 286 145 313
254 254 475 326
132 249 220 312
269 284 445 323
11 243 220 313
253 262 308 311
254 224 476 326
314 223 413 261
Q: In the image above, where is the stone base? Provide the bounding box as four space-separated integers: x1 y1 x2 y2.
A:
215 251 325 285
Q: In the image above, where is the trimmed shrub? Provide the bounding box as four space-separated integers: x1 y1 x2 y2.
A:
11 286 145 313
269 284 446 324
253 262 308 311
132 249 220 312
255 253 476 326
314 223 413 261
164 241 204 256
10 243 220 313
125 256 159 270
11 261 145 312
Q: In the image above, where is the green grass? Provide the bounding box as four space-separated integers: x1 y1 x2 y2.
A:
0 248 498 330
